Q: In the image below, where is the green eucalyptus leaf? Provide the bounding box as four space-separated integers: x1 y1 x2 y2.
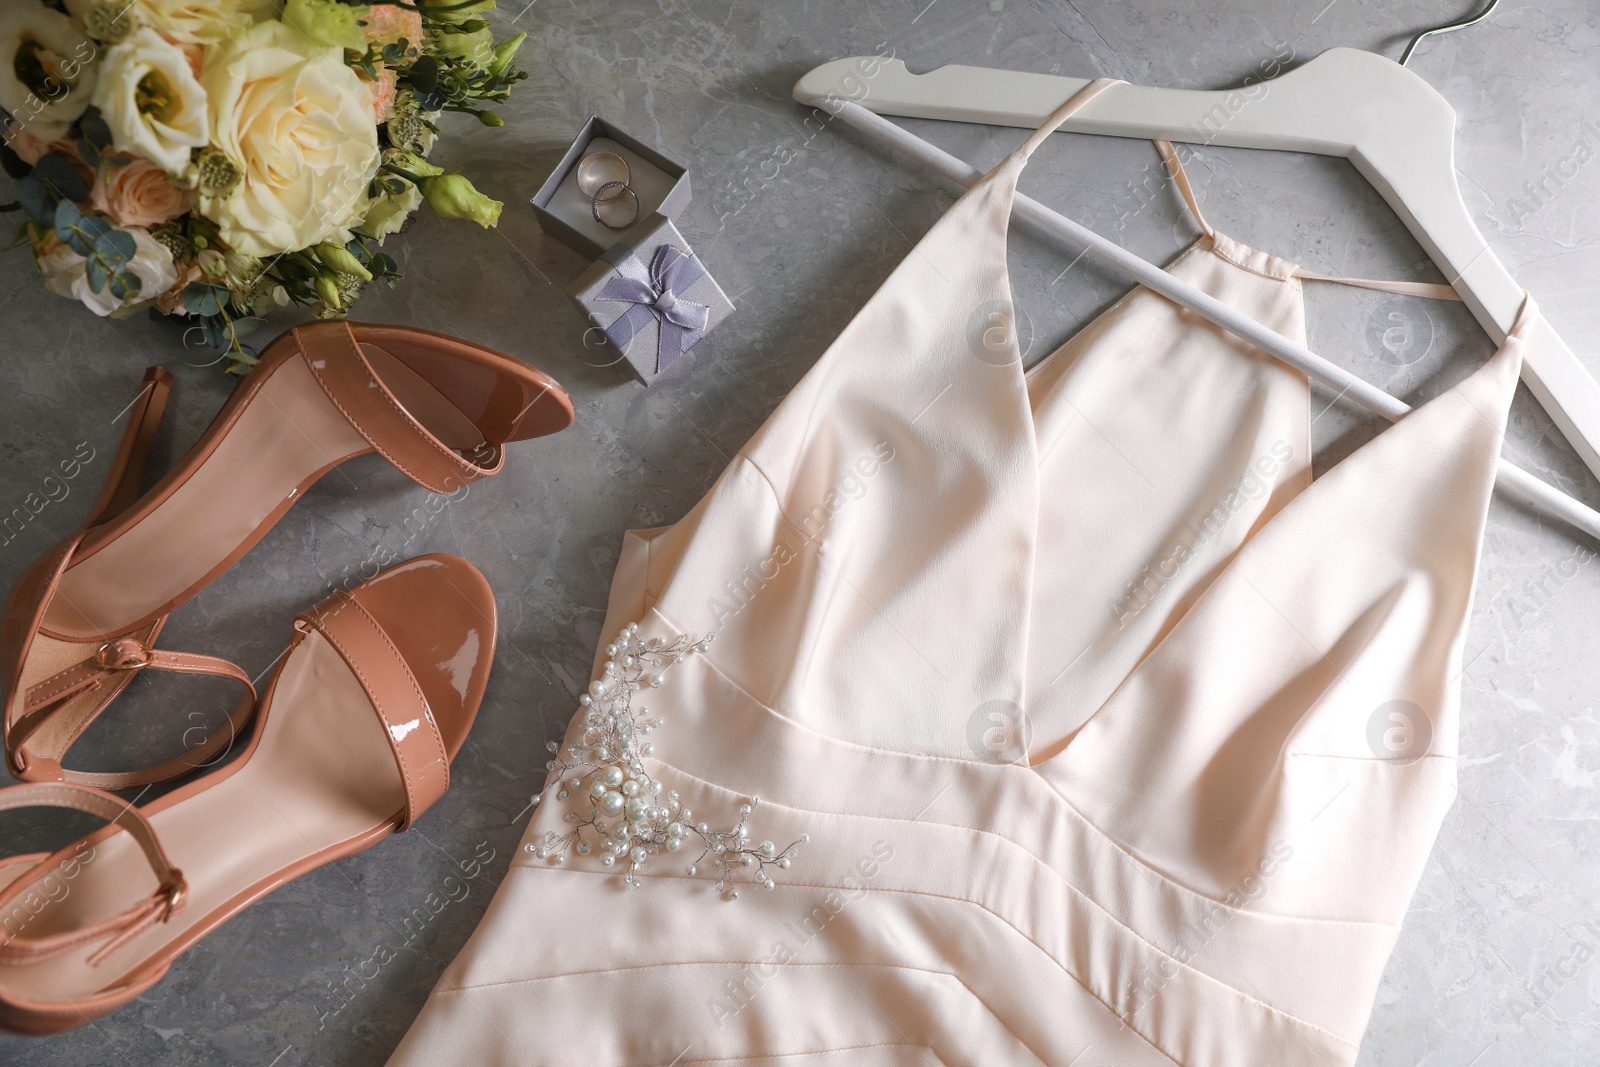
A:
225 342 259 376
109 270 142 301
34 154 87 203
409 55 439 93
59 208 115 258
94 227 137 262
80 214 115 244
79 107 114 150
85 254 110 293
183 283 223 318
18 176 51 225
55 199 93 254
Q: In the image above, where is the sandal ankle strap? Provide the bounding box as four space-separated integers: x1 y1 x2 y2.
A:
8 640 256 790
0 783 185 969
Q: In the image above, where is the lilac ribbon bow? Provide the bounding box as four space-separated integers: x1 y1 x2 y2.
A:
596 244 712 372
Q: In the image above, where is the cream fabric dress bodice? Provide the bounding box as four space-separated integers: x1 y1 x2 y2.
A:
390 82 1531 1066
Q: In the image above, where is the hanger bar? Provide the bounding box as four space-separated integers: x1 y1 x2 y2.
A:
795 53 1600 485
817 98 1600 544
1400 0 1502 67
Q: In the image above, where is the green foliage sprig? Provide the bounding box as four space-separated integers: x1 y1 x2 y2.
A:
75 107 132 173
8 153 143 299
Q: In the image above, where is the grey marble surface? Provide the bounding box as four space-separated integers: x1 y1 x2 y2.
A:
1 1 1598 1064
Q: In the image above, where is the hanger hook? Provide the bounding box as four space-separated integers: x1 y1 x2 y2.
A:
1399 0 1500 66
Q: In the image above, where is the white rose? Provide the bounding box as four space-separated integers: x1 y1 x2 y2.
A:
40 227 179 317
0 4 99 142
90 28 207 175
66 0 276 49
199 20 381 258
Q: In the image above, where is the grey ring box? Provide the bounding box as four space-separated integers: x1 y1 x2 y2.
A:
531 117 734 385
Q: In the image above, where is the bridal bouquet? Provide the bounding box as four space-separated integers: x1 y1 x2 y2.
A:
0 0 525 371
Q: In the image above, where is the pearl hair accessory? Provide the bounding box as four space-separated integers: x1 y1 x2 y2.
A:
526 622 807 899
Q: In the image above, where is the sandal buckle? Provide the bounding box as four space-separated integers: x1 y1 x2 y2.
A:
96 639 153 672
158 873 186 920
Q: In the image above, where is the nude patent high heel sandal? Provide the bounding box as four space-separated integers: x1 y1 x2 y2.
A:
1 320 571 789
0 554 495 1035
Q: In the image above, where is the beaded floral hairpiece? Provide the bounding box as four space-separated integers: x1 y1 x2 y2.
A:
528 622 806 900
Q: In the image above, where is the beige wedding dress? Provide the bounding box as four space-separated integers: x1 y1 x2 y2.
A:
391 82 1534 1066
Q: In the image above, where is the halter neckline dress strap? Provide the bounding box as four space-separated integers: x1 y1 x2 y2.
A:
999 79 1536 319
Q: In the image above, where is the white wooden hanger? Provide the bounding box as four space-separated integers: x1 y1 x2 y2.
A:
792 44 1600 489
788 50 1600 544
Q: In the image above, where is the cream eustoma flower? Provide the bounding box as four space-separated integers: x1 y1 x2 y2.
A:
66 0 276 49
199 20 381 258
90 28 207 175
0 4 98 142
283 0 372 52
436 26 496 68
361 181 422 243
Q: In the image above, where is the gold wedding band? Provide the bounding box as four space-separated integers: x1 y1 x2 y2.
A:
576 152 631 202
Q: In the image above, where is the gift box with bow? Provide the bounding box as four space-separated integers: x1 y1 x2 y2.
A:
567 215 735 385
